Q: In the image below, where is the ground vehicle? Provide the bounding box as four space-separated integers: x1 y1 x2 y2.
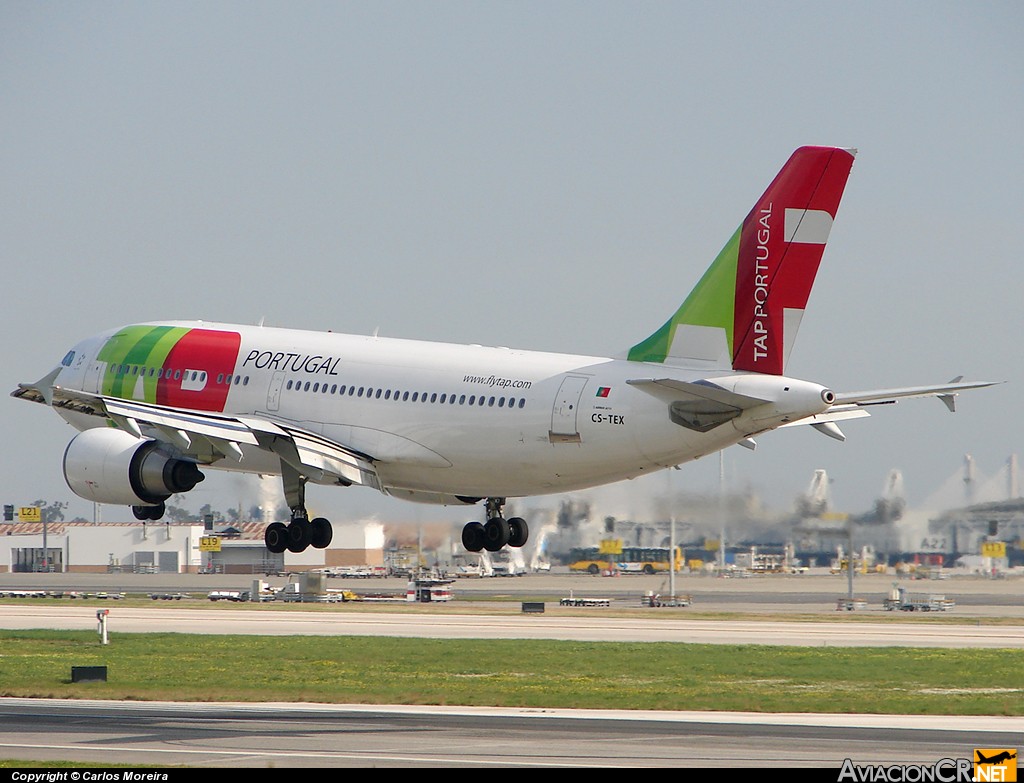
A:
567 547 616 575
882 584 955 612
617 546 683 574
567 545 683 574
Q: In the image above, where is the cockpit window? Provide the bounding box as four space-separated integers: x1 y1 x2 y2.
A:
61 351 75 367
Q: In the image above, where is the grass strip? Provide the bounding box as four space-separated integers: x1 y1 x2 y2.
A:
0 630 1020 715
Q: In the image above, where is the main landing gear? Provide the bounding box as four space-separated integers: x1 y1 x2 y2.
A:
264 514 333 555
264 464 334 555
461 497 529 553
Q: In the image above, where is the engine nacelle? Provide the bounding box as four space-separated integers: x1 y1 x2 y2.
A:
63 427 204 506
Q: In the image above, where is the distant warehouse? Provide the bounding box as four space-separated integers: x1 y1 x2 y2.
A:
0 520 384 575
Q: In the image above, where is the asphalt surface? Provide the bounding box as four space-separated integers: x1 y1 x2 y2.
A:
2 568 1021 616
2 568 1021 768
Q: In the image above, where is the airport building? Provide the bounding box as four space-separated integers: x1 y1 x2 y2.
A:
0 519 385 575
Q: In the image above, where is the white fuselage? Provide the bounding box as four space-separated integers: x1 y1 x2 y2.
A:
54 321 832 504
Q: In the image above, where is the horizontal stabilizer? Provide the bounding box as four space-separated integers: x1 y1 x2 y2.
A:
779 407 872 428
833 380 1001 410
628 378 770 433
627 378 770 408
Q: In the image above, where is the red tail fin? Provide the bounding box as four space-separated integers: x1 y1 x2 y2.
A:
732 146 855 374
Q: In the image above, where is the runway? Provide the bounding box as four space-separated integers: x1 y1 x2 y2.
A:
2 603 1024 647
2 698 1021 769
1 571 1021 767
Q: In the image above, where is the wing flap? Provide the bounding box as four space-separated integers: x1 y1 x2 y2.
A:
279 426 381 491
104 398 262 446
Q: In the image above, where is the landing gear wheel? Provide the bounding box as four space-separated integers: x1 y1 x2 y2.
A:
507 516 529 548
265 522 289 554
287 518 313 553
462 521 485 553
483 517 510 552
310 517 333 549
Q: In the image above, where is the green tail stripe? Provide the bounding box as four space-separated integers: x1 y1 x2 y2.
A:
627 226 740 363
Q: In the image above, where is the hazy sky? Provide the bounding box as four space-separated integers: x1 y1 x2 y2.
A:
2 2 1021 530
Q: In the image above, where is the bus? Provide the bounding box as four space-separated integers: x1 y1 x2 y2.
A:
567 546 683 575
567 546 614 575
617 547 683 574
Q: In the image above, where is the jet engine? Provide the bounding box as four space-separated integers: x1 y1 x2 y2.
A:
63 427 204 506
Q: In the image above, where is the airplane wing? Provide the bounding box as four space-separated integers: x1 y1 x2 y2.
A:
11 383 382 490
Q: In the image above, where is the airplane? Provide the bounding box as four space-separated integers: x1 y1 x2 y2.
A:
12 146 998 556
976 751 1016 765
